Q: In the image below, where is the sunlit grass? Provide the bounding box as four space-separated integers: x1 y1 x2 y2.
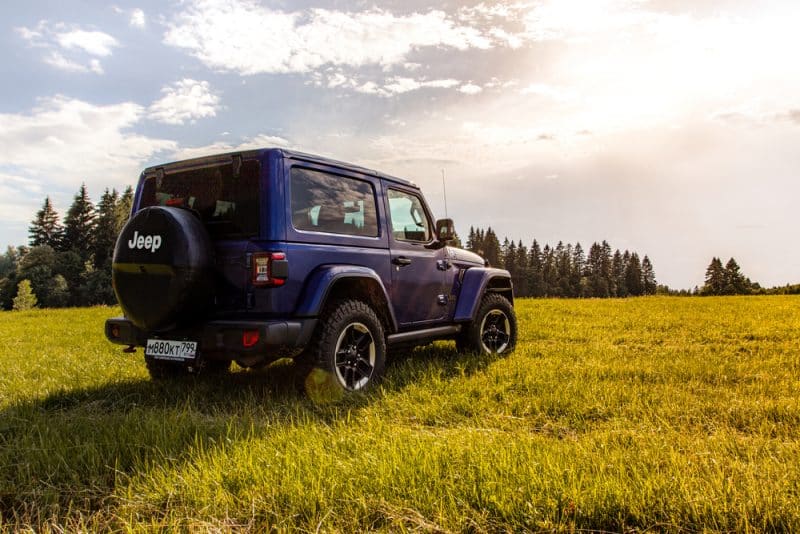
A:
1 297 799 531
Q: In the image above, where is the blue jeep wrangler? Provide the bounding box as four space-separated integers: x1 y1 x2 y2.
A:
106 149 516 393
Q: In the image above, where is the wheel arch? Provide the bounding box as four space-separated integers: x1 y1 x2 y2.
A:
453 267 514 322
294 265 398 333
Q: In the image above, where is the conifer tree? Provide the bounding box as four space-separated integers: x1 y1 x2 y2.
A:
626 252 644 296
702 257 725 295
612 250 627 297
542 245 558 296
503 239 516 277
723 257 748 295
93 188 119 270
571 243 586 297
466 226 477 252
600 240 613 292
12 279 37 310
514 240 529 296
528 240 544 297
62 183 96 262
641 255 657 295
482 227 502 267
28 196 63 248
116 185 134 233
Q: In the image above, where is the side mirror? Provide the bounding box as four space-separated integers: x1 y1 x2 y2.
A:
436 218 455 242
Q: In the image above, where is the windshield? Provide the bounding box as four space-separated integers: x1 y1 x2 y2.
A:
139 160 260 239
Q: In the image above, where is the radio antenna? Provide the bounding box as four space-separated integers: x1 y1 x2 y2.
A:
441 168 449 219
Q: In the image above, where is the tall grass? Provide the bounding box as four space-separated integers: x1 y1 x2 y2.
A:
1 297 799 531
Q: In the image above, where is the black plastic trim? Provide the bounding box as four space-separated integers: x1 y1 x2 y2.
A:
386 325 461 345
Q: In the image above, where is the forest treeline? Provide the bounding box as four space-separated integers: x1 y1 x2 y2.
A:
463 226 657 298
0 185 132 310
1 188 797 310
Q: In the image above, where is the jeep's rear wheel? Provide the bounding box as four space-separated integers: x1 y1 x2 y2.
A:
305 300 386 396
457 293 517 355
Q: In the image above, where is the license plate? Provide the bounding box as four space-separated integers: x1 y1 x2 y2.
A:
145 339 197 361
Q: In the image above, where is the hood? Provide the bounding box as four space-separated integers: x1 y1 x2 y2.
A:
447 246 486 267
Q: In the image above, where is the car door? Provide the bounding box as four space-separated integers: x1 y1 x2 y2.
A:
385 186 448 326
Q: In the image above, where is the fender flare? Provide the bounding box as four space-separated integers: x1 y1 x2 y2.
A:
294 265 398 332
453 267 514 322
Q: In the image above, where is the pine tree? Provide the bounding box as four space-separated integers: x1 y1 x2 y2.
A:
62 183 96 262
641 255 657 295
611 250 625 297
600 240 613 293
482 228 502 267
723 257 748 295
571 243 586 297
503 239 517 280
514 240 529 297
542 245 558 296
702 257 725 295
12 279 37 310
626 252 644 296
93 188 119 270
116 185 134 233
555 241 572 296
28 197 63 248
586 242 609 297
528 240 544 297
466 226 477 252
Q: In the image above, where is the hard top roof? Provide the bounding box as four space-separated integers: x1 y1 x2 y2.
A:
143 147 418 188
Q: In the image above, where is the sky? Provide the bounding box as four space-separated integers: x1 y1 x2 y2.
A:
1 0 799 290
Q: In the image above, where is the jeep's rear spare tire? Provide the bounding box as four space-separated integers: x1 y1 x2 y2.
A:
112 206 214 331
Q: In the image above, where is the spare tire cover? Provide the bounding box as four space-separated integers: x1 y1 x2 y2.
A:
112 206 214 331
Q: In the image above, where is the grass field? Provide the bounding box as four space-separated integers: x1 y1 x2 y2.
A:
1 297 799 532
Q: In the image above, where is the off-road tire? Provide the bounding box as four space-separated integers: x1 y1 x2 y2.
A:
307 299 387 393
457 293 517 355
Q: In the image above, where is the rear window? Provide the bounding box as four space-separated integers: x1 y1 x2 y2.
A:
139 160 260 239
290 167 378 237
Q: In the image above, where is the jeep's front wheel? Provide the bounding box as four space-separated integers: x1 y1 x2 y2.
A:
307 300 387 395
457 293 517 355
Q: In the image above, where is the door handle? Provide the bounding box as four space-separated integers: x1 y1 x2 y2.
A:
437 260 452 271
392 256 412 266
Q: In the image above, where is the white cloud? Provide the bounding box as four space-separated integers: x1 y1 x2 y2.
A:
459 83 483 95
148 79 221 125
521 0 651 42
317 72 461 97
43 51 91 73
130 9 146 28
16 21 118 74
382 77 461 95
55 29 118 57
0 96 176 194
164 0 493 75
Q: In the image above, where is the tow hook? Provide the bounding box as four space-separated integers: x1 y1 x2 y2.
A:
123 345 137 353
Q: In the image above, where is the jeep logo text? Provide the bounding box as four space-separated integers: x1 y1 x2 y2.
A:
128 231 162 253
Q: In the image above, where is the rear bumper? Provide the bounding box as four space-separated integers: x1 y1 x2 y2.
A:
105 316 317 359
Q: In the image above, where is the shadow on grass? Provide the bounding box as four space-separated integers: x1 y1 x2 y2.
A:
0 343 507 526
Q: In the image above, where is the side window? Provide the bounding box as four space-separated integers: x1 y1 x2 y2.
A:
290 167 378 237
388 189 431 242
